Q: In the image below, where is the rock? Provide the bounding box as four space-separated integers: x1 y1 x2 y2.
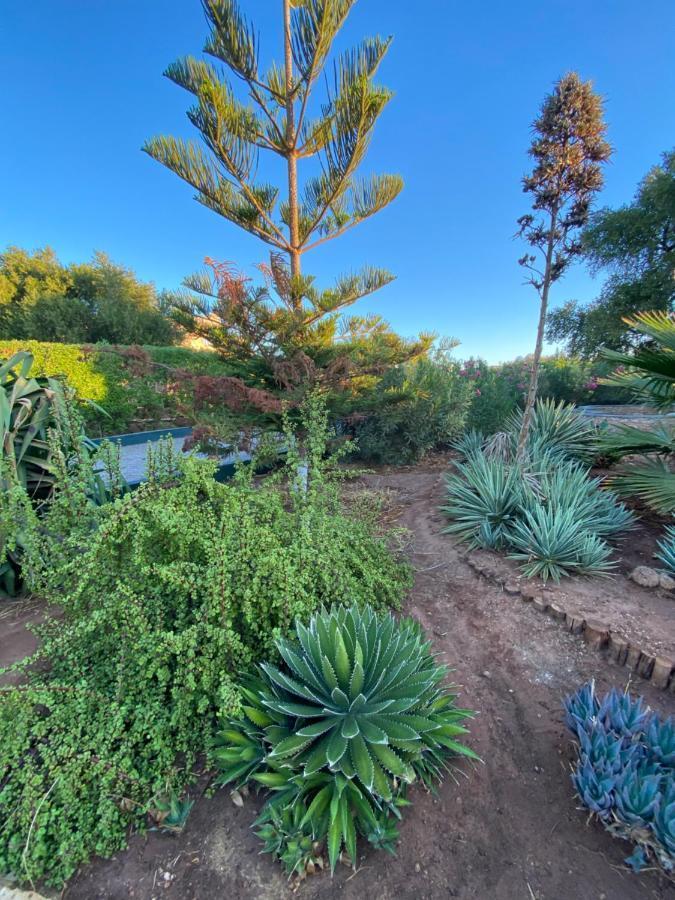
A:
533 596 549 612
630 565 660 588
659 572 675 591
481 670 491 678
651 656 674 690
503 580 520 595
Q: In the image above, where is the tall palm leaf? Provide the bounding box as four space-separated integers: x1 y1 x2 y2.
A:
598 311 675 513
601 311 675 409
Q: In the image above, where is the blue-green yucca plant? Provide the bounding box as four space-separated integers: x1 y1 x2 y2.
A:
215 604 477 876
656 525 675 576
444 449 633 582
564 681 675 877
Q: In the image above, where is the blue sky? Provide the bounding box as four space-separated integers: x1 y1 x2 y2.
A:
1 1 673 362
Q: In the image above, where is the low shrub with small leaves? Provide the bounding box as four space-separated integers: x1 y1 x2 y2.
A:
0 403 410 887
565 681 675 877
214 604 477 877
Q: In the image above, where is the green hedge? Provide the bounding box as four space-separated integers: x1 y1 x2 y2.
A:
0 340 230 436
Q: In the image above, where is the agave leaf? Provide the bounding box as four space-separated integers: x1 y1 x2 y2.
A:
349 659 365 699
350 734 375 791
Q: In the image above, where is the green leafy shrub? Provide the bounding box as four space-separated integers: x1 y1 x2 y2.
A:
565 681 675 876
0 340 232 435
215 604 477 875
443 450 633 581
0 246 177 345
0 351 113 594
463 358 520 435
353 351 473 464
0 403 410 886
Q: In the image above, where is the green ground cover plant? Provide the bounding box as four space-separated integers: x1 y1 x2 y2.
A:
215 603 477 876
0 400 411 887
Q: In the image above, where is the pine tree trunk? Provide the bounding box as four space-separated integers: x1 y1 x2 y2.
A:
516 211 558 461
283 0 301 283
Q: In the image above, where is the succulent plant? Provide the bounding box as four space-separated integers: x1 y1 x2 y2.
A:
598 688 650 737
614 768 661 826
563 680 599 736
653 781 675 861
646 716 675 767
564 681 675 877
215 604 477 873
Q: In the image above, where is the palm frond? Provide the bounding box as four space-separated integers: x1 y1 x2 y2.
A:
595 423 675 457
607 457 675 514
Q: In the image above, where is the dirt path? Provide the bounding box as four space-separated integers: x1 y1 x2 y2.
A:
65 466 675 900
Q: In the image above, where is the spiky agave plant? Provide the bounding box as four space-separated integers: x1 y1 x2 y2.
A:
214 604 477 873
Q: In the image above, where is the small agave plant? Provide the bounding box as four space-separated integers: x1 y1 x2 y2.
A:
214 604 477 875
564 681 675 877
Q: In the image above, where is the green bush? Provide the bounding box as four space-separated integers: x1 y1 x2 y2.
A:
354 352 473 464
214 604 477 875
462 355 633 438
0 340 230 436
0 404 411 887
0 246 177 345
463 358 520 435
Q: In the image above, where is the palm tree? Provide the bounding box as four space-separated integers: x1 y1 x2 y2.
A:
597 311 675 513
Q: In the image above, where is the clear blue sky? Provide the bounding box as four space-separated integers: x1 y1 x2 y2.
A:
1 1 673 362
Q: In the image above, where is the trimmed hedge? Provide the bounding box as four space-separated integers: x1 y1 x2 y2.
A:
0 340 230 436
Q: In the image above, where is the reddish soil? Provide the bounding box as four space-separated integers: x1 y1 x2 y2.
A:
3 457 675 899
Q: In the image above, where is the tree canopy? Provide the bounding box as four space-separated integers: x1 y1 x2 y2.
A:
546 148 675 357
144 0 431 427
0 247 177 345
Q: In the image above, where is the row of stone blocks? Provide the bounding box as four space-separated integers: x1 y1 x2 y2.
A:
467 553 675 693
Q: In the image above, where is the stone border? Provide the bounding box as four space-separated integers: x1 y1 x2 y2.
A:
466 551 675 694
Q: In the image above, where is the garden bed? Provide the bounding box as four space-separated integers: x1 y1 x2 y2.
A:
1 455 673 899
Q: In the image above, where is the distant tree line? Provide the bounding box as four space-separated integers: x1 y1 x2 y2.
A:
0 246 178 345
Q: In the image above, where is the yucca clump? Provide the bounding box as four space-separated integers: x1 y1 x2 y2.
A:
656 525 675 575
443 450 634 582
215 604 477 875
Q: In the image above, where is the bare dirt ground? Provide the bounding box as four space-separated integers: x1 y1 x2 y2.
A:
3 457 674 899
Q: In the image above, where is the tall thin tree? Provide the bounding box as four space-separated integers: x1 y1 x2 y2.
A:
516 72 611 458
142 1 432 426
144 0 402 292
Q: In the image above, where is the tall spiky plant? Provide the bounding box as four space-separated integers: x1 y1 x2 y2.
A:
143 1 429 424
516 73 611 459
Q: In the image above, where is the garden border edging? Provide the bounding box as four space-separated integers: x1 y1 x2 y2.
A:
465 550 675 694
